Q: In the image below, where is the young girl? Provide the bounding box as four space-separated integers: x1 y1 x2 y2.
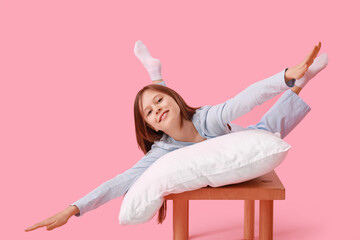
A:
25 41 328 231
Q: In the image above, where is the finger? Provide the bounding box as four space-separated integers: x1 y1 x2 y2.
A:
309 45 318 60
25 222 45 232
303 64 308 71
305 45 318 66
295 64 308 79
312 41 321 59
46 221 59 231
299 63 307 70
295 63 305 71
25 219 54 232
302 45 317 66
312 41 322 59
25 226 35 232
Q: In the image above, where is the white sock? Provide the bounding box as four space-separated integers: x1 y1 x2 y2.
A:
134 40 163 81
295 53 328 88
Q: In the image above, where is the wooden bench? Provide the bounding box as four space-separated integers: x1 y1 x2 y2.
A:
164 170 285 240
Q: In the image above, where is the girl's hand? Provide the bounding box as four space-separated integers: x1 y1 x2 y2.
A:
25 205 79 232
285 42 321 80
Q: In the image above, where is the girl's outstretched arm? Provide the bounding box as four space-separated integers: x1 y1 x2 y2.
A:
25 146 169 232
199 43 322 136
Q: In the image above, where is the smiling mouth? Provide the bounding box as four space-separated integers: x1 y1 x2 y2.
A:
159 110 169 122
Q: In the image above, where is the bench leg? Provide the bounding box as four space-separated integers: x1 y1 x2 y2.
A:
173 200 189 240
244 200 255 240
259 200 273 240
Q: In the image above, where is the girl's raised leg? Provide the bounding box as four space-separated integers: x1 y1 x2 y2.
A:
244 53 329 138
295 53 328 89
245 89 311 139
134 40 163 81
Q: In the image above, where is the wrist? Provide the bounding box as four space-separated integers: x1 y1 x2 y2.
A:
66 205 80 216
284 68 295 82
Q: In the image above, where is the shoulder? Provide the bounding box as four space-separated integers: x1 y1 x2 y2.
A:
193 106 211 120
192 106 229 137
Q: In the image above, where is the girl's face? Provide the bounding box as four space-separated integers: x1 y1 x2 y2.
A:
141 89 181 132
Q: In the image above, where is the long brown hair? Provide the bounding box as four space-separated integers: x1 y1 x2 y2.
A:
133 84 200 224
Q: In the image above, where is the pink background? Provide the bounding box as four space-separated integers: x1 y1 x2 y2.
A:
1 0 359 239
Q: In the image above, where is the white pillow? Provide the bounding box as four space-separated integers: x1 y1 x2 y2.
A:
119 129 290 225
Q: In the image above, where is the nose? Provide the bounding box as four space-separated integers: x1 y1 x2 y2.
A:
156 106 162 115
